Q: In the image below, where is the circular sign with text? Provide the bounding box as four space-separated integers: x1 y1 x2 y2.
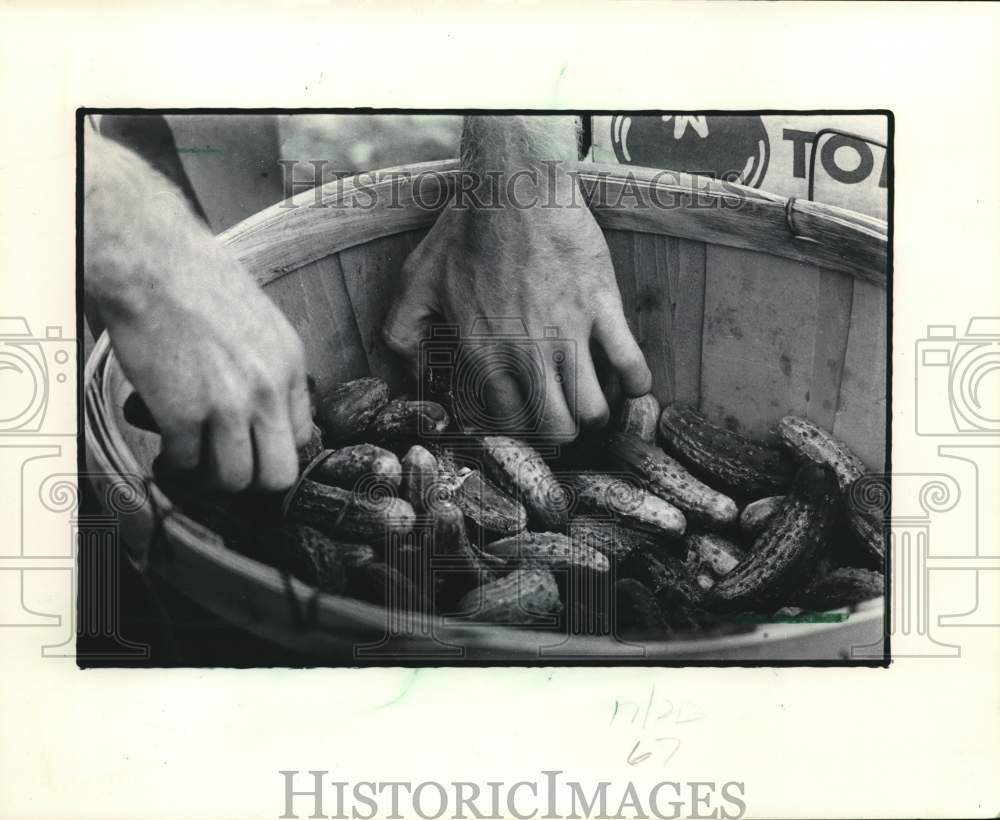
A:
610 115 771 188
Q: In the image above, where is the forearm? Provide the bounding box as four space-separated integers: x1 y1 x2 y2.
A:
457 116 585 252
84 133 223 324
461 115 580 172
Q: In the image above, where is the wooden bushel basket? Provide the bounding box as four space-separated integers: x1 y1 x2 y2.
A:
84 161 888 662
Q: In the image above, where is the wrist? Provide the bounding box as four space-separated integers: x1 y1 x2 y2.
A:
461 115 580 170
458 115 581 210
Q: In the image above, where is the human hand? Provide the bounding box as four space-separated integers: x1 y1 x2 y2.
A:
383 121 651 443
86 136 312 492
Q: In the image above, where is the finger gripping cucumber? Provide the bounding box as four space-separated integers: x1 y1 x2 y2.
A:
367 399 450 450
658 404 793 497
619 394 660 443
297 424 326 470
317 377 390 446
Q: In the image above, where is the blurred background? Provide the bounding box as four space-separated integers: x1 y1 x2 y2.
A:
96 111 887 235
165 113 462 233
84 113 462 358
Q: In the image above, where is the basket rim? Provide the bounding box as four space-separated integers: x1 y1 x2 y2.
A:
219 159 888 289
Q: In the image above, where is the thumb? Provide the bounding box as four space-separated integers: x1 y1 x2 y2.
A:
382 265 439 364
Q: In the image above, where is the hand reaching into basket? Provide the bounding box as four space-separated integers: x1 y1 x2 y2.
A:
84 134 313 492
383 116 652 443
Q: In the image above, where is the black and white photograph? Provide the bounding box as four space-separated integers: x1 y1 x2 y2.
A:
4 5 1000 820
80 111 889 665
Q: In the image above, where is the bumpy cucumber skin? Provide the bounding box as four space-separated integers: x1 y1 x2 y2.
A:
310 444 402 492
286 478 415 543
455 470 528 540
567 517 664 562
426 442 473 495
659 404 794 497
481 436 567 532
708 471 838 610
684 533 745 580
845 504 886 563
430 501 499 609
778 417 885 563
483 530 610 577
457 568 562 624
603 433 738 528
776 416 866 494
618 549 703 629
566 472 687 539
